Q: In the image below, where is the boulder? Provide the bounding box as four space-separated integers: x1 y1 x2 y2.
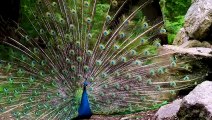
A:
154 81 212 120
153 99 182 120
177 81 212 119
184 0 212 40
173 0 212 45
173 28 189 45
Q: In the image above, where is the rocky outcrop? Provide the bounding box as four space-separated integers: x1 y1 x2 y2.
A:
177 81 212 119
154 81 212 120
153 99 182 120
173 0 212 46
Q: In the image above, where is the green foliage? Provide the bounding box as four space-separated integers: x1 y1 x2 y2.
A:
160 0 192 44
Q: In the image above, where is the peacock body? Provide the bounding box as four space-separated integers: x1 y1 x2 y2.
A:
0 0 199 119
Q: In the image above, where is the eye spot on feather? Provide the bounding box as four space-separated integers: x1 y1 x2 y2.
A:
121 57 127 62
71 9 76 14
69 49 75 55
103 30 109 36
119 32 125 38
183 75 190 81
37 0 42 4
84 1 89 7
130 49 137 56
46 12 51 18
65 58 71 64
87 33 92 39
52 2 57 7
147 79 152 86
25 35 30 41
106 15 111 22
112 0 118 6
110 60 116 65
70 24 75 29
39 29 44 34
84 65 89 72
99 44 105 50
140 96 146 101
50 30 56 36
114 44 120 50
59 18 65 24
76 56 82 62
170 81 176 87
160 28 166 34
96 60 102 66
86 17 92 24
140 38 146 44
86 50 93 56
143 22 148 28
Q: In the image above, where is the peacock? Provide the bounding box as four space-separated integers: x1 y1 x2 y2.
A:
0 0 201 119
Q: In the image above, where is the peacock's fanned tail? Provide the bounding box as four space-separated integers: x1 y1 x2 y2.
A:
0 0 198 119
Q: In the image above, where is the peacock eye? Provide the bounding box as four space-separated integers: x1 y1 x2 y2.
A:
106 15 111 21
69 50 75 55
121 57 127 62
140 38 146 44
46 12 51 17
144 50 150 56
84 1 89 7
155 42 161 47
149 69 155 76
87 33 92 39
50 30 56 36
77 56 82 62
136 75 142 81
86 50 93 56
89 77 94 82
59 18 65 24
52 2 57 7
112 0 118 6
134 60 142 65
84 65 89 72
37 0 42 4
140 96 146 101
70 24 75 29
99 44 105 50
25 35 29 41
130 49 137 56
170 81 176 87
183 75 190 80
103 30 109 36
147 79 152 85
66 58 71 63
71 65 76 71
96 60 102 66
76 41 81 47
71 9 76 14
119 32 125 38
110 60 116 65
143 22 148 28
160 28 166 33
40 29 44 34
114 44 120 50
86 17 92 24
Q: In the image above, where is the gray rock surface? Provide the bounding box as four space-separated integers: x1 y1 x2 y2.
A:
184 0 212 39
154 81 212 120
153 99 182 120
177 81 212 119
174 0 212 45
173 28 189 45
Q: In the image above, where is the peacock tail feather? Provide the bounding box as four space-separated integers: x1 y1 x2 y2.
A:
0 0 203 119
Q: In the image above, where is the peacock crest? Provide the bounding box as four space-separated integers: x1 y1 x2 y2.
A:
0 0 199 119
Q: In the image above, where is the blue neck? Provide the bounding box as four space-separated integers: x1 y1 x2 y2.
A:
77 83 92 119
